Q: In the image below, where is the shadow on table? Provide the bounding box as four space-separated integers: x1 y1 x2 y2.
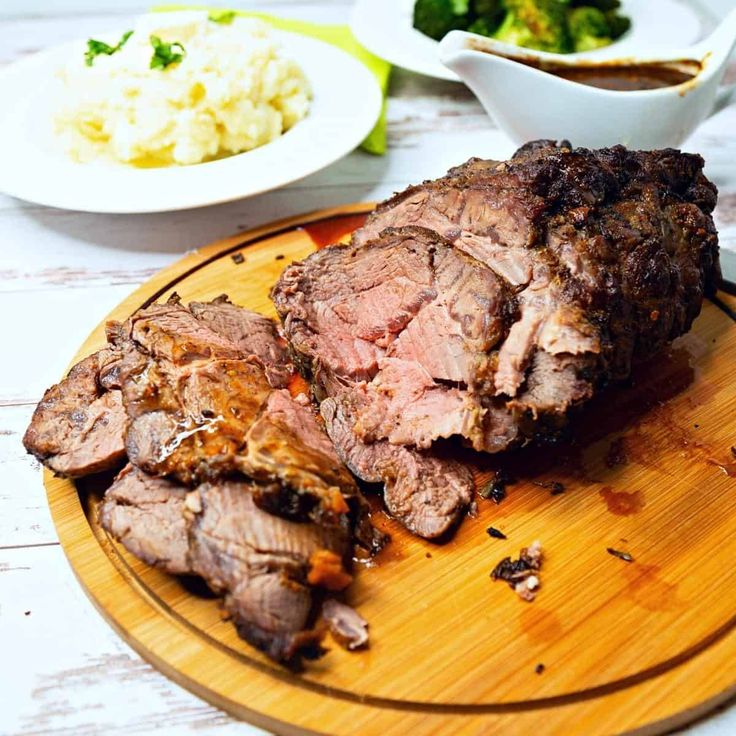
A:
19 152 391 255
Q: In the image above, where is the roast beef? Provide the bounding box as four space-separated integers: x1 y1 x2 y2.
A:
189 296 294 388
23 348 127 478
107 295 362 525
99 464 190 574
26 296 379 664
100 465 351 664
272 141 720 537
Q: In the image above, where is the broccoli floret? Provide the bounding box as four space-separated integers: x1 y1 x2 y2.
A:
466 0 505 37
605 9 631 39
568 6 629 51
413 0 471 41
569 6 611 50
467 17 494 36
472 0 506 25
493 0 573 53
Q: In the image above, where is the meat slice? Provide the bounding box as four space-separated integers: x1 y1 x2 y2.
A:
321 396 473 539
189 295 293 388
243 389 359 520
23 348 127 478
189 480 349 663
100 466 352 665
99 464 190 574
272 227 511 450
109 296 361 524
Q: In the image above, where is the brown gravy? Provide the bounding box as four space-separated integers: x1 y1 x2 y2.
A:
469 41 701 91
552 63 698 91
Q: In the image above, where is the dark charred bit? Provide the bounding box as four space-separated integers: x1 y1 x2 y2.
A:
275 254 285 261
607 547 634 563
731 446 736 459
486 526 507 540
252 483 318 521
535 663 545 675
233 618 326 671
231 252 245 264
426 552 432 558
480 470 515 504
534 480 565 495
24 610 31 616
322 599 369 651
491 540 543 601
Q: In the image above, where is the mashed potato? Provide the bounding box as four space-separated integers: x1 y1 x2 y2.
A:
55 12 312 166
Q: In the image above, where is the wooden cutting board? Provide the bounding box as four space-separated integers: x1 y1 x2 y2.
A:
45 204 736 736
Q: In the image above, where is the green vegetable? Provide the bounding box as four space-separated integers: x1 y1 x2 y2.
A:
568 6 610 50
470 0 505 34
467 17 500 36
493 0 573 53
412 0 631 52
568 6 629 51
413 0 470 41
473 0 505 17
84 30 133 67
208 9 237 24
149 35 186 70
606 9 631 39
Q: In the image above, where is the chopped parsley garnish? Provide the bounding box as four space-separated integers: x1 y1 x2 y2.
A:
208 10 237 24
149 35 186 70
84 30 133 67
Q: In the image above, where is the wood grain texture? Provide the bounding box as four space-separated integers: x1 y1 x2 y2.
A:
42 205 736 736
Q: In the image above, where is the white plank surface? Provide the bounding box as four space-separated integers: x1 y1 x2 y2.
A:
1 1 736 734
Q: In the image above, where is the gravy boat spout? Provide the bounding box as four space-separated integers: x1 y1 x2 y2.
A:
439 8 736 150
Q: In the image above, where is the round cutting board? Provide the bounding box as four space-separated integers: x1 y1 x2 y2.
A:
45 204 736 735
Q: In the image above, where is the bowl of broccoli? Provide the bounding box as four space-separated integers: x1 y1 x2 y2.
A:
413 0 631 54
350 0 707 82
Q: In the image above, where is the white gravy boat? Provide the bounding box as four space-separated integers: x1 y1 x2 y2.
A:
439 9 736 149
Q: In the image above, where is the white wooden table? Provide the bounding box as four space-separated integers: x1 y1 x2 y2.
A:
1 1 736 734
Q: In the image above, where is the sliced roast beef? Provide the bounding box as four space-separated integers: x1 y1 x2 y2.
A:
107 296 362 525
99 464 190 574
354 141 720 387
189 479 349 664
189 295 294 388
100 465 352 665
273 141 719 536
23 348 127 478
321 397 473 538
243 388 359 520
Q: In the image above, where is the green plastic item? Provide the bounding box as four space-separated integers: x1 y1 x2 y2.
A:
153 5 392 154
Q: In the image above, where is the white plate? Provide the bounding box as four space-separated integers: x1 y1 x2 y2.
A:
351 0 710 82
0 31 382 213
